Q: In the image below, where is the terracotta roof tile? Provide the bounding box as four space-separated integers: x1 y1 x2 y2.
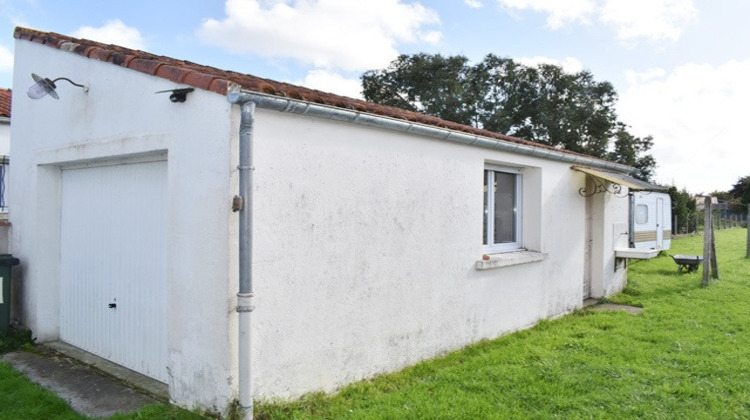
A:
181 71 216 91
154 65 192 84
208 78 231 95
12 26 614 163
0 88 10 118
127 58 164 75
87 46 112 61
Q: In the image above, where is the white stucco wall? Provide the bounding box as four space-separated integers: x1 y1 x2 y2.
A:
11 40 237 411
587 184 630 298
246 109 614 399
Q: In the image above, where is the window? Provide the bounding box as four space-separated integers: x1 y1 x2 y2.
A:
635 204 648 224
483 165 522 253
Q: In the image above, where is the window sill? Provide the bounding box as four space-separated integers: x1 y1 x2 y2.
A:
476 250 547 270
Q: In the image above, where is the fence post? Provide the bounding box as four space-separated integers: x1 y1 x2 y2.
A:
703 197 712 286
710 222 719 280
696 213 699 234
746 204 750 259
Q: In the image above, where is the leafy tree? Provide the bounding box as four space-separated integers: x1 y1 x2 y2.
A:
607 124 655 182
361 53 475 125
362 54 656 180
710 188 746 215
729 175 750 207
668 186 696 233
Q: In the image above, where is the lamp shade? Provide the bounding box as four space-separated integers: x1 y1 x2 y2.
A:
27 73 60 100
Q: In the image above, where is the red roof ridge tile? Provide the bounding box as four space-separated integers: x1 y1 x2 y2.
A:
0 88 11 118
12 26 612 163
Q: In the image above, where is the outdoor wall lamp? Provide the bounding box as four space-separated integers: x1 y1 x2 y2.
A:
155 87 194 103
26 73 88 100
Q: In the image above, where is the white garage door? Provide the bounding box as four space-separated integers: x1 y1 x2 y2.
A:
60 160 168 382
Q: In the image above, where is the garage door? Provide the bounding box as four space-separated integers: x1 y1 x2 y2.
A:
60 160 168 382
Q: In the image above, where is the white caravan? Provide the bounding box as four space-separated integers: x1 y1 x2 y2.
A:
630 191 672 250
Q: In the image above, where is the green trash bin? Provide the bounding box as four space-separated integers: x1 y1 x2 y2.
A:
0 254 19 335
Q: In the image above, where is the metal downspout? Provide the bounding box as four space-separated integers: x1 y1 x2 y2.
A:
234 96 256 419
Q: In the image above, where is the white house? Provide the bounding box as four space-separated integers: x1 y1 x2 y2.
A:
0 88 11 250
0 88 10 156
10 27 656 415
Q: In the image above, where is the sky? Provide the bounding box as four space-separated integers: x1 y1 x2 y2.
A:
0 0 748 194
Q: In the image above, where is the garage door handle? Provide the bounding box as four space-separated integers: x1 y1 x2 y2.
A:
109 303 117 309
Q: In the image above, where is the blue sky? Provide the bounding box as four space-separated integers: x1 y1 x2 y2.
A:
1 0 748 194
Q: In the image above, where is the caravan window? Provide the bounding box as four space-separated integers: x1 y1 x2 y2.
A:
483 165 522 253
635 204 648 224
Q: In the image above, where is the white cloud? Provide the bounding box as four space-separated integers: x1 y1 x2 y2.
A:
464 0 484 8
295 70 363 99
619 59 750 193
624 67 666 85
72 20 146 50
496 0 696 43
496 0 597 29
600 0 697 42
198 0 441 72
0 45 13 73
516 56 584 73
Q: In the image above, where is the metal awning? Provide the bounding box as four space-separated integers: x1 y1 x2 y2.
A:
572 166 666 191
572 166 667 197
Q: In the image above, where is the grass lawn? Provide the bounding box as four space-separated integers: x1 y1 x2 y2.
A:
1 229 748 419
256 228 750 419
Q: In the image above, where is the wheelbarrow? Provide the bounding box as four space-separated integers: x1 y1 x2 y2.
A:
670 254 703 273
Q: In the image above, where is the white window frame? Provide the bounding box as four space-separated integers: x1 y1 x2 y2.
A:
483 164 523 253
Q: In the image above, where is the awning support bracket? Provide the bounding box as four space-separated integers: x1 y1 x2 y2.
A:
578 176 626 197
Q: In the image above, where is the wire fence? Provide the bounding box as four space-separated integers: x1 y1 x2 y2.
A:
674 209 747 236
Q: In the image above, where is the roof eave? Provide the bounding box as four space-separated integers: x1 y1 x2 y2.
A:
230 86 637 174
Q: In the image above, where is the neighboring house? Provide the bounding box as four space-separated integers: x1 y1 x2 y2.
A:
0 88 11 253
11 27 657 414
0 88 9 152
0 88 10 213
695 196 718 210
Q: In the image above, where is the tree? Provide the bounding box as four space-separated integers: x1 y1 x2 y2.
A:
362 54 656 180
710 188 745 215
668 186 696 233
729 175 750 206
607 124 655 181
361 53 476 126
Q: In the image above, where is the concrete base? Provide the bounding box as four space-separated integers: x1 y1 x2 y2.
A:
45 341 168 400
2 344 162 418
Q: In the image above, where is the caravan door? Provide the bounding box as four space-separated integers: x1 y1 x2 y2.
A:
656 197 664 248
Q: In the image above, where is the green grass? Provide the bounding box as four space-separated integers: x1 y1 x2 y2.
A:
256 228 750 419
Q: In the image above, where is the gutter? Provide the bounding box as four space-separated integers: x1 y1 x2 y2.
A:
227 88 256 420
227 85 636 175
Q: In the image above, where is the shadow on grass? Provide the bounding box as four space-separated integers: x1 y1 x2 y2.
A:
0 328 34 354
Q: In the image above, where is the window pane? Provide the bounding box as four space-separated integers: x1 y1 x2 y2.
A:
635 204 648 224
493 171 516 244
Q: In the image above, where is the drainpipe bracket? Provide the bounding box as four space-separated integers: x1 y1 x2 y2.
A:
237 292 255 313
